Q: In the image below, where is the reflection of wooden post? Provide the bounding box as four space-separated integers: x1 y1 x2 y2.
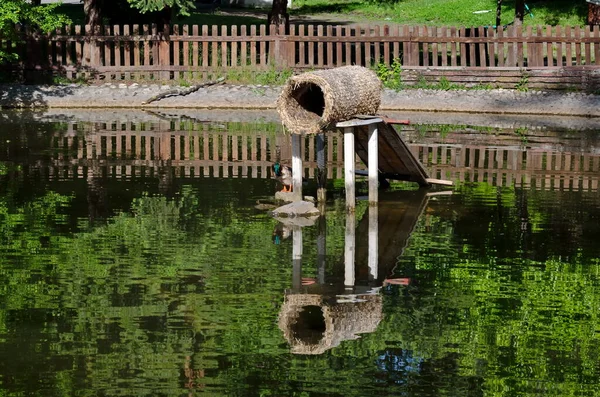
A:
292 133 303 201
343 127 355 212
317 213 326 284
316 133 327 203
368 205 378 281
368 123 379 205
344 211 355 288
292 225 303 290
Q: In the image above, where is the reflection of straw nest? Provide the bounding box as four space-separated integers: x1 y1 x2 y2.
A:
278 293 383 355
277 66 382 135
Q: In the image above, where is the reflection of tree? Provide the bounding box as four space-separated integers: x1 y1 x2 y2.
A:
1 178 600 395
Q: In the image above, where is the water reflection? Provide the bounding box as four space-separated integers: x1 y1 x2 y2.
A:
2 116 600 396
278 190 436 355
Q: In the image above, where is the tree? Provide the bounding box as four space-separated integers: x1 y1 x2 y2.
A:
127 0 194 14
496 0 502 27
0 0 70 63
515 0 525 25
589 1 600 25
268 0 289 27
83 0 103 27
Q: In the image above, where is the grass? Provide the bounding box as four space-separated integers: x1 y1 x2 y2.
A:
55 0 588 28
291 0 587 27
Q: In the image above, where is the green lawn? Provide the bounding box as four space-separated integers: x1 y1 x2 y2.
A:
55 0 588 28
290 0 588 27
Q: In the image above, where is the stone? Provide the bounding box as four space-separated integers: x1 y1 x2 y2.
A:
271 200 320 219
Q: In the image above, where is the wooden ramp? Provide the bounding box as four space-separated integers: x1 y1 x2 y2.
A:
352 117 451 187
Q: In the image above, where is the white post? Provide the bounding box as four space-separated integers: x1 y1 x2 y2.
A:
368 123 379 205
292 225 303 290
368 205 378 281
291 133 303 201
344 127 355 212
344 211 355 288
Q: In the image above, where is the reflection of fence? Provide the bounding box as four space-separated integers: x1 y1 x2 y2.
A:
36 123 600 191
417 145 600 191
4 24 600 89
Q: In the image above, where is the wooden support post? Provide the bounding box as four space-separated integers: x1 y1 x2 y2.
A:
344 211 355 288
368 205 378 281
291 133 303 201
344 127 355 211
316 133 327 203
292 225 303 290
368 123 379 205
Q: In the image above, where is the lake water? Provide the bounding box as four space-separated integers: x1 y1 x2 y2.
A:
1 111 600 396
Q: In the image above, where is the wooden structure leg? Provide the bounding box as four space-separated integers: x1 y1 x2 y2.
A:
344 127 356 211
368 123 379 205
291 133 303 201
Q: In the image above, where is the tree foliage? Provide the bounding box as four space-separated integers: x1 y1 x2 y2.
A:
0 0 70 63
126 0 196 16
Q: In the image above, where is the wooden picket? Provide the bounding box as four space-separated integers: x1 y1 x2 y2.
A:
2 23 600 88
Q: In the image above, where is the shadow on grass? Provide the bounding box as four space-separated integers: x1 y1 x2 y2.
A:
289 1 364 16
527 0 587 25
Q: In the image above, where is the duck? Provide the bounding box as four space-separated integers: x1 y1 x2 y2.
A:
272 145 294 192
273 161 294 192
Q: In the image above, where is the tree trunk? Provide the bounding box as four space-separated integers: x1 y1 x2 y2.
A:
31 0 42 5
589 4 600 25
268 0 289 27
514 0 525 26
84 0 104 27
496 0 502 27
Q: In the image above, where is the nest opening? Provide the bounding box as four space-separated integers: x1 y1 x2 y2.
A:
291 82 325 118
291 305 326 345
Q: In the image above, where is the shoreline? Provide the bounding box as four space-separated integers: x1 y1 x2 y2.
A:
2 83 600 120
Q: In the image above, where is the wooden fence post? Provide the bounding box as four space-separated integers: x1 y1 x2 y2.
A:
159 24 171 81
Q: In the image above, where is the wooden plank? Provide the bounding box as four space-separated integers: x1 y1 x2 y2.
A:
364 25 371 67
298 24 306 66
259 25 267 66
584 25 592 65
355 25 363 67
308 24 315 66
431 27 439 67
422 25 429 66
374 25 381 64
392 25 400 61
230 25 237 68
450 27 458 67
317 25 324 67
478 26 486 67
326 25 333 67
383 24 390 65
250 25 257 66
345 25 352 66
240 25 247 67
332 25 341 67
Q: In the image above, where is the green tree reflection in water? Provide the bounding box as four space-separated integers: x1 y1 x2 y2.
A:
0 158 600 394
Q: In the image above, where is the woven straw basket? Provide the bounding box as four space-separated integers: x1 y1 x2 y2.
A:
277 66 382 134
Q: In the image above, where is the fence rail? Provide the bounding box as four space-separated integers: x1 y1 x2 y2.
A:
2 23 600 89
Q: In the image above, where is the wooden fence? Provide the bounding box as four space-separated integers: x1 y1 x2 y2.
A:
9 121 599 192
3 23 600 89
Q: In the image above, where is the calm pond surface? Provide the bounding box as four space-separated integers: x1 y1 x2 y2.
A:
1 112 600 396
